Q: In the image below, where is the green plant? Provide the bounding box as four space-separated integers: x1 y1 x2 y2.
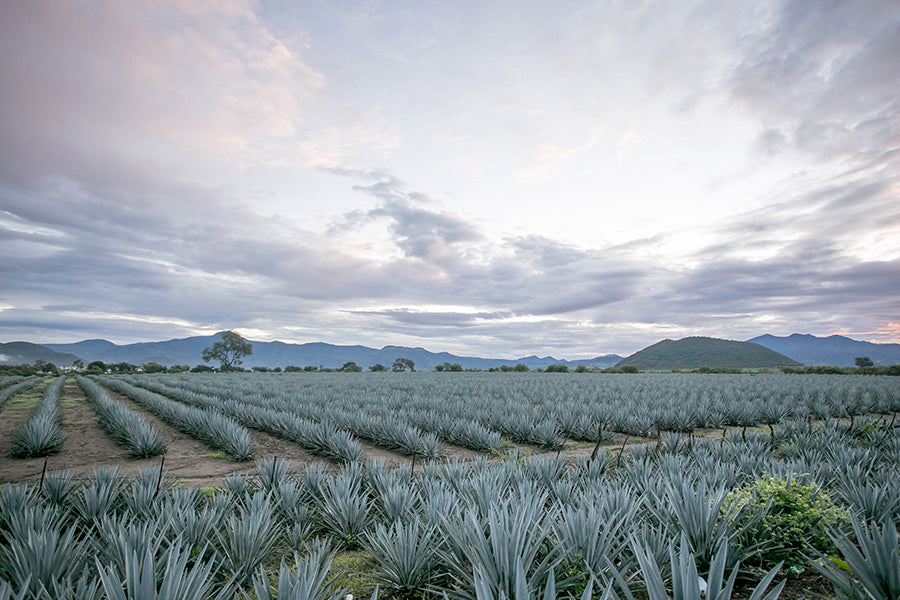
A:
723 475 847 568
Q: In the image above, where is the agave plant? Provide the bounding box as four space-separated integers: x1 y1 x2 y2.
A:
252 541 344 600
362 518 440 595
215 491 280 587
809 513 900 600
317 474 371 548
1 519 88 599
97 540 228 600
609 535 784 600
439 492 558 600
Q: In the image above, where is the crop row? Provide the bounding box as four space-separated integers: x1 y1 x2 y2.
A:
75 376 166 458
9 376 66 458
95 376 254 461
0 376 42 410
116 376 363 463
137 372 900 449
1 413 899 599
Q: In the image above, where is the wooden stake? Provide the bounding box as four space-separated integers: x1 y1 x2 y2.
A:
590 422 604 461
39 458 48 491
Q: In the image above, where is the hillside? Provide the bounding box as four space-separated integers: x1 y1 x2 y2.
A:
748 333 900 367
616 337 802 370
0 342 80 366
43 333 622 370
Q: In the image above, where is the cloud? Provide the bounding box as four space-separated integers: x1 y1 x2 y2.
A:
0 0 322 185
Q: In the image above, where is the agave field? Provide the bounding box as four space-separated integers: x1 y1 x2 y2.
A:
0 372 898 599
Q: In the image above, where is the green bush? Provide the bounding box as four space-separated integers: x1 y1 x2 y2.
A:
723 475 848 568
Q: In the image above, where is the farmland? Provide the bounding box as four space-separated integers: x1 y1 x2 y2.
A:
0 372 898 599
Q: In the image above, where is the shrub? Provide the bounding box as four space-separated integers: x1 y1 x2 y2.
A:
723 475 848 568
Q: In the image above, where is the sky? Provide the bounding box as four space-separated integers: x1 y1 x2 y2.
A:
1 0 898 359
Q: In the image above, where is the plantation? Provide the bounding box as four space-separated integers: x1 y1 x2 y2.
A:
0 372 898 599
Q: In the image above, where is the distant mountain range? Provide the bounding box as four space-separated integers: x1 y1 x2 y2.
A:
20 333 623 370
1 331 898 370
748 333 900 367
616 337 801 370
0 342 81 367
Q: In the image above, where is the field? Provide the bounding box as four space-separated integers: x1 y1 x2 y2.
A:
0 372 898 599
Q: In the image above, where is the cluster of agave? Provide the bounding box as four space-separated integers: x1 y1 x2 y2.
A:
96 377 255 461
2 413 900 600
75 376 166 458
9 376 66 458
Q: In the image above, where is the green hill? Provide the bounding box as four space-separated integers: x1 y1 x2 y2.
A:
0 342 80 366
616 336 802 370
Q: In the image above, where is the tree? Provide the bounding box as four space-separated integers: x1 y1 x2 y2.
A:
202 331 253 371
142 362 167 373
369 364 386 372
340 362 362 372
191 364 215 373
392 358 415 372
72 359 84 371
436 362 462 372
855 356 874 368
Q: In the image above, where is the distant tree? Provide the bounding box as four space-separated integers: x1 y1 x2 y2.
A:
392 358 415 372
272 367 282 372
304 365 318 372
620 365 640 373
284 365 303 372
574 365 588 373
167 364 190 373
142 362 167 374
191 364 215 373
111 362 138 374
855 356 874 368
39 362 60 376
340 362 362 372
202 331 253 371
369 364 387 372
252 366 270 372
437 362 462 372
72 359 84 371
513 364 530 372
545 364 569 373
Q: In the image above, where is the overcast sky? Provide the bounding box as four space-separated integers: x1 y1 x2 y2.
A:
1 0 898 358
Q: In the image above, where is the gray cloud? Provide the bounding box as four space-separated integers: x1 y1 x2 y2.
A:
1 0 898 356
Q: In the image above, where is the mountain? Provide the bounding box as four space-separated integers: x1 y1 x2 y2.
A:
0 342 80 366
43 333 623 370
616 337 801 370
748 333 900 367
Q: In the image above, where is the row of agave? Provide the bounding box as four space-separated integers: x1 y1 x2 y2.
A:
1 416 899 600
75 376 166 458
0 377 42 411
129 376 446 459
109 376 364 463
95 377 255 461
9 376 66 458
130 376 442 460
138 372 900 452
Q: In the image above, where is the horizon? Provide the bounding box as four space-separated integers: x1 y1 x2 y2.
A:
2 2 898 356
2 330 893 363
